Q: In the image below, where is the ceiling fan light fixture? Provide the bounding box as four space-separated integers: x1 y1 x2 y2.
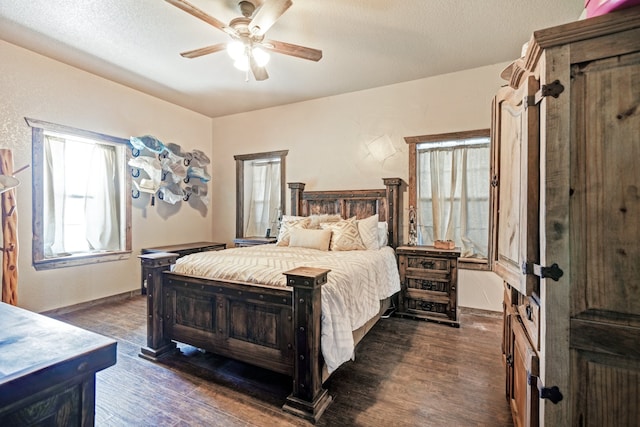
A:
252 47 270 67
227 40 245 60
168 0 321 81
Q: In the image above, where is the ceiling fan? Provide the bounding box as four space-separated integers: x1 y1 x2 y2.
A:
165 0 323 81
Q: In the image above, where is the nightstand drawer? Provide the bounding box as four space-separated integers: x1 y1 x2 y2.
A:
406 255 451 273
407 277 450 293
406 296 451 316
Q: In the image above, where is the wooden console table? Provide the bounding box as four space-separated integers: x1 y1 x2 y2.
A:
0 302 117 426
139 241 226 293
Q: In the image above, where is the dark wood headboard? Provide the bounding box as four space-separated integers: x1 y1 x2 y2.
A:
288 178 403 248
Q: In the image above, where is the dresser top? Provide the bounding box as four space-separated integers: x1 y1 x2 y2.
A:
0 302 116 395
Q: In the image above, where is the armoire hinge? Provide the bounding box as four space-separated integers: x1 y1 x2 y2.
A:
532 80 565 105
522 261 564 281
528 374 563 404
540 80 565 98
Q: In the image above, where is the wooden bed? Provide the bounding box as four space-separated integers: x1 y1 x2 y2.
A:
138 177 402 422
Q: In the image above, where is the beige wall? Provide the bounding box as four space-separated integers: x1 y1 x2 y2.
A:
0 40 213 312
1 38 508 313
211 63 509 312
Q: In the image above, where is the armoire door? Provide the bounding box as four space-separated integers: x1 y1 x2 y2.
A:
541 20 640 426
490 75 540 297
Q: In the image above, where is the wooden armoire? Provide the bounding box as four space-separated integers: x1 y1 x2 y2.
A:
491 7 640 426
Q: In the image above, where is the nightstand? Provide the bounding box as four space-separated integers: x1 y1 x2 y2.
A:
396 245 461 327
233 236 277 247
140 241 226 293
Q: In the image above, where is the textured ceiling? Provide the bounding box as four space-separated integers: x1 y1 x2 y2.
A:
0 0 585 118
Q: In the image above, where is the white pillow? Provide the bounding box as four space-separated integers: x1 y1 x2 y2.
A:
288 228 332 251
357 214 379 250
276 216 311 246
377 221 388 247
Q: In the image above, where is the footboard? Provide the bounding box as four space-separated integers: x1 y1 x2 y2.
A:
139 253 331 422
162 271 295 374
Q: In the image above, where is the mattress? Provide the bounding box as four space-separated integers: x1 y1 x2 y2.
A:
173 244 401 373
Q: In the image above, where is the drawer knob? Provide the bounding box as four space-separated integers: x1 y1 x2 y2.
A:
420 260 435 269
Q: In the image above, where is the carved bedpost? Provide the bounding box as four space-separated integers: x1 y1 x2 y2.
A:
283 267 332 422
288 182 305 216
139 252 179 361
383 177 403 248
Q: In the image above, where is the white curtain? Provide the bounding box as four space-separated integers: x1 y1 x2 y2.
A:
417 144 489 258
244 160 281 237
43 135 121 256
43 135 64 257
85 143 120 251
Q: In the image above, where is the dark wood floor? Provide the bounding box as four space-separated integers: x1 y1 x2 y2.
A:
52 295 513 426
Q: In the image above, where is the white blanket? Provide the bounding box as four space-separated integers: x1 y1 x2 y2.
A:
173 245 401 373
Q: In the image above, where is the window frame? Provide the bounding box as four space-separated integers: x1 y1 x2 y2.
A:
27 118 132 270
405 129 491 271
234 150 287 239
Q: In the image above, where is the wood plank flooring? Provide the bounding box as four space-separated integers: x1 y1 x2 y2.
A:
52 296 513 426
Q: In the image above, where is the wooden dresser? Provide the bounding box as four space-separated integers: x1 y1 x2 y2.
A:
491 7 640 426
0 302 116 426
396 246 461 327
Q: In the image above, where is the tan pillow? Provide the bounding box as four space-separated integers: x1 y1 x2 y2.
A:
276 217 311 246
321 217 365 251
289 228 332 251
357 214 380 250
308 214 343 229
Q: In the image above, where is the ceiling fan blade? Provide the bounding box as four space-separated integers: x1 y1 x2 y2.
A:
180 43 228 59
262 39 322 62
249 56 269 81
249 0 292 36
165 0 236 36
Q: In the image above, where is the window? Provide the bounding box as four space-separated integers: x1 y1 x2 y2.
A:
406 129 490 270
27 118 131 270
234 150 287 238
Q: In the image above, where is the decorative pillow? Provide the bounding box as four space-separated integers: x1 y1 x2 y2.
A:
281 214 306 222
308 213 342 229
357 214 380 250
276 217 311 246
321 217 366 251
288 228 332 251
378 221 389 247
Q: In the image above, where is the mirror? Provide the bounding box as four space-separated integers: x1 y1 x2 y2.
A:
234 150 287 238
